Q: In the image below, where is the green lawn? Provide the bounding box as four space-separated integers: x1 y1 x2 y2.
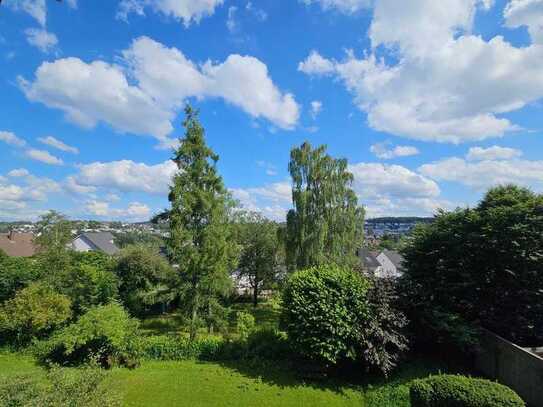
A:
0 352 455 407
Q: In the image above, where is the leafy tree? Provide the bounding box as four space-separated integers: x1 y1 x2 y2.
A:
167 106 238 340
285 142 365 271
56 264 119 315
114 245 177 316
0 256 41 302
401 185 543 347
0 282 72 344
113 231 164 249
233 211 283 307
35 210 73 274
35 210 72 252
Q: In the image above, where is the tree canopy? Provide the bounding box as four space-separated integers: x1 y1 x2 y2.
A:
167 105 238 340
285 142 365 271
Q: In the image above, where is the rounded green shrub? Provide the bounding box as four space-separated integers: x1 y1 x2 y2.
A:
36 303 140 368
0 282 72 344
410 375 525 407
281 264 371 365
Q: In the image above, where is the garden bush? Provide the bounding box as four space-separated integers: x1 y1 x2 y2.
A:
0 282 72 345
282 265 408 375
137 335 224 361
282 264 371 367
244 328 290 360
36 303 140 368
236 311 256 340
409 375 525 407
0 364 120 406
0 256 41 303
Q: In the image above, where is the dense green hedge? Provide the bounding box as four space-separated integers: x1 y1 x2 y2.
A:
137 328 290 362
137 335 224 361
410 375 525 407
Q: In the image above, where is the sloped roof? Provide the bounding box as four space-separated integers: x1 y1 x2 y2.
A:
0 232 37 257
79 232 120 255
382 249 404 269
358 248 380 270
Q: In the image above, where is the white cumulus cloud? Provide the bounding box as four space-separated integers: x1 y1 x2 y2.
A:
38 136 79 154
25 148 63 165
117 0 224 27
24 28 57 53
299 0 543 143
75 159 177 195
370 142 420 159
466 146 522 161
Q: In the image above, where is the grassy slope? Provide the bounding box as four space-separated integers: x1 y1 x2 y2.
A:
0 352 455 407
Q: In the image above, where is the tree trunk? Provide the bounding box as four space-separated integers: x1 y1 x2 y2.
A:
253 283 258 308
189 293 199 342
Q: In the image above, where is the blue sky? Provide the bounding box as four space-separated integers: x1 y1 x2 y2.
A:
1 0 543 222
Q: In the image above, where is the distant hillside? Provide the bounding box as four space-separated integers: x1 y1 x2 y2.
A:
365 217 434 224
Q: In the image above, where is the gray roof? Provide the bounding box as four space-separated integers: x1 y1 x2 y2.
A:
382 249 404 269
358 248 380 270
79 232 120 255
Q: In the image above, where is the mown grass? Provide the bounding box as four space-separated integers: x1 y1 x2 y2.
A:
0 351 456 407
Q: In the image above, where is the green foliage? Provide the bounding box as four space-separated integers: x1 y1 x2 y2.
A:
235 311 256 340
137 335 224 361
409 375 525 407
282 266 408 375
0 256 41 303
34 211 72 256
36 303 140 368
113 231 164 249
244 328 290 360
232 211 283 306
362 278 409 376
114 245 177 316
0 364 120 406
402 185 543 346
0 283 72 344
167 105 238 340
281 265 371 366
56 264 119 315
285 142 365 271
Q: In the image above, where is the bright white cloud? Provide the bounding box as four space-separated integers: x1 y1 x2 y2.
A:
117 0 224 27
75 159 177 195
420 156 543 190
300 0 371 14
19 57 175 142
24 28 57 53
370 142 420 159
0 131 26 147
6 0 47 26
63 176 97 195
348 162 452 217
466 146 522 161
310 100 323 119
38 136 79 154
85 200 151 220
298 50 335 75
7 168 30 177
25 149 63 165
19 37 299 146
505 0 543 44
124 36 299 130
299 0 543 143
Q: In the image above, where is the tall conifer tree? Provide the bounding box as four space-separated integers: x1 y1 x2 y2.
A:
167 106 237 340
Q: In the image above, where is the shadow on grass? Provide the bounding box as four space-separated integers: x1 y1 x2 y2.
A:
213 357 359 396
213 353 464 399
